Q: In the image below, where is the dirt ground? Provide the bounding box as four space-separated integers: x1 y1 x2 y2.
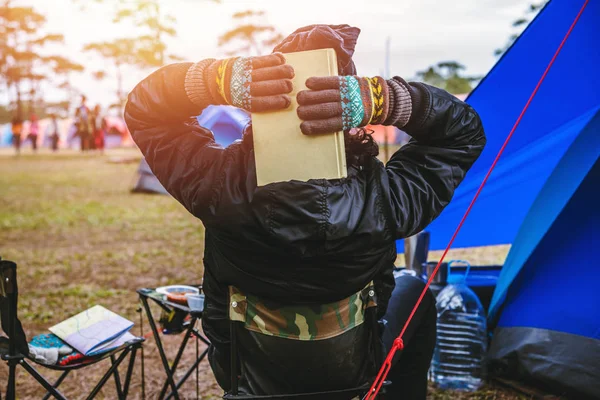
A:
1 149 533 399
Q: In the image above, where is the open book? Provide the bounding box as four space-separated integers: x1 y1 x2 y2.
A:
49 305 134 356
251 48 347 186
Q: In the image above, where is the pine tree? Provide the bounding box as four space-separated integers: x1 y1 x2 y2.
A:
218 10 283 56
0 1 82 118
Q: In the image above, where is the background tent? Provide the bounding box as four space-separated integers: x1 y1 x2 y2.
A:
489 158 599 398
398 0 599 252
398 0 599 397
133 158 169 194
1 124 11 147
196 105 248 147
0 119 74 149
132 105 248 194
0 116 130 150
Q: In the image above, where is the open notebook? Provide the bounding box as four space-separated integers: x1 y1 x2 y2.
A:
251 48 347 186
49 305 134 356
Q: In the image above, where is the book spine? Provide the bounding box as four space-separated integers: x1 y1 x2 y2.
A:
334 131 347 178
327 49 348 179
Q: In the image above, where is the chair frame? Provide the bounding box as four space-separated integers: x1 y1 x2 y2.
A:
0 258 143 400
137 288 210 400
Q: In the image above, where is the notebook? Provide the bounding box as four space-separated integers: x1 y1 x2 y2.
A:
49 305 134 356
251 48 347 186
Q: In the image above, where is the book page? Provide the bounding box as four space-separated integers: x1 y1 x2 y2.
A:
49 305 133 355
87 332 136 356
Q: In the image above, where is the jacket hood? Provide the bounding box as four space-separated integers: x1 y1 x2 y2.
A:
273 24 361 76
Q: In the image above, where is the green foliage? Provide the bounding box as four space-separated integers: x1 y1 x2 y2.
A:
83 39 138 65
78 0 217 106
45 55 84 75
111 0 179 67
83 38 139 105
92 70 106 81
416 61 480 95
218 10 283 56
0 2 83 119
0 100 72 123
78 0 218 67
0 103 11 123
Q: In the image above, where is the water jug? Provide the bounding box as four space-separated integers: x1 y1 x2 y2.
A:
430 260 487 391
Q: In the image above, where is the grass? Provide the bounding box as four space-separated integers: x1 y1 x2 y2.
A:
1 149 532 399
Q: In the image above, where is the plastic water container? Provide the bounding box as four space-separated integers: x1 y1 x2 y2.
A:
430 260 487 391
186 294 205 312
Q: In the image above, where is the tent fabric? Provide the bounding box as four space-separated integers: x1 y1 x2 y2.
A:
489 159 600 398
0 117 129 149
489 109 600 321
488 327 600 399
428 0 600 395
132 158 169 194
132 105 247 194
479 0 600 321
392 0 600 395
396 0 600 253
197 105 248 147
1 124 11 147
493 159 600 340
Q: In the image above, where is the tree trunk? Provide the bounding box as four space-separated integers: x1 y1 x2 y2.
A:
154 2 164 65
28 87 34 117
5 82 14 116
15 81 22 120
116 62 123 107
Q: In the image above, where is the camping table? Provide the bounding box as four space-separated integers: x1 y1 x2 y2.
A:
137 286 210 400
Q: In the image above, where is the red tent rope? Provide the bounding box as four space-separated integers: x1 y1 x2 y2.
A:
364 1 589 398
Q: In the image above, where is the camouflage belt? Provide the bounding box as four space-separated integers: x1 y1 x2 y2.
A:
229 283 377 341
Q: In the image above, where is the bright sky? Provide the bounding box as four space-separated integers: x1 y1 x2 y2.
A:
11 0 532 108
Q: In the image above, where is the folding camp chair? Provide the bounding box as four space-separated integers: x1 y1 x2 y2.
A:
223 285 390 400
0 258 144 400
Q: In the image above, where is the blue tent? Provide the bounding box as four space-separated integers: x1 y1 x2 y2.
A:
133 105 247 194
1 124 12 147
196 105 248 147
405 0 599 396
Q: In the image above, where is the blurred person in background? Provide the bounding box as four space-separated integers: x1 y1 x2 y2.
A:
92 104 106 154
76 95 92 151
11 117 23 155
47 114 61 152
66 120 78 149
27 114 39 152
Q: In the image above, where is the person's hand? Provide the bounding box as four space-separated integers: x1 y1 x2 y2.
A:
208 53 294 112
296 75 389 135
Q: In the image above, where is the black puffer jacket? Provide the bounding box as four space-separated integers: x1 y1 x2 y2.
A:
125 63 486 394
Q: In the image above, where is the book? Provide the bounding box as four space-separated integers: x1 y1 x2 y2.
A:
49 305 134 356
86 331 136 356
251 48 347 186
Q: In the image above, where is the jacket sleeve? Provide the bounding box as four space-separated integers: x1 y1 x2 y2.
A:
124 63 227 220
383 80 486 239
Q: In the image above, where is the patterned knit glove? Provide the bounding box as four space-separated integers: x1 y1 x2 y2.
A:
185 53 294 113
296 75 389 135
297 76 413 135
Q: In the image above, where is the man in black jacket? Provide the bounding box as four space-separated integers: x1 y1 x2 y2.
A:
125 24 485 399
